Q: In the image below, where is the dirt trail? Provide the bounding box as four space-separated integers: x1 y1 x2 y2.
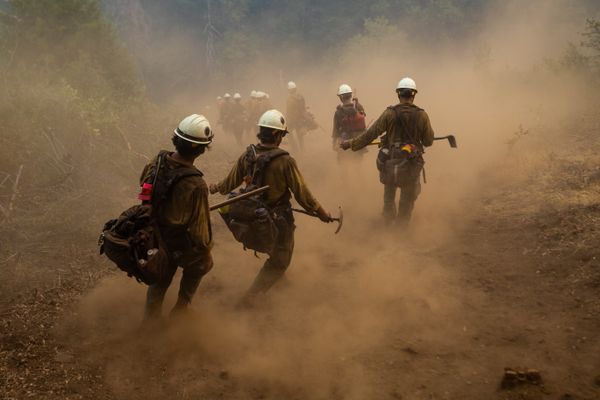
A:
2 160 599 400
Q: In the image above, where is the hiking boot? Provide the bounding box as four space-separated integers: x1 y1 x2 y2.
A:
169 298 192 318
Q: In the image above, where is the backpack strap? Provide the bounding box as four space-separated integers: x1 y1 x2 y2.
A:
245 145 289 188
152 152 164 188
150 152 204 209
387 104 424 149
146 150 171 187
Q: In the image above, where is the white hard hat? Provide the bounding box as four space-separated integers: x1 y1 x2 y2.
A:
233 93 241 99
224 93 231 99
255 91 266 99
258 109 287 132
250 90 257 98
287 81 297 90
174 114 213 145
396 77 417 92
337 84 352 96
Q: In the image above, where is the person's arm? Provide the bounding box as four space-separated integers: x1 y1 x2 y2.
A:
420 111 435 147
187 184 213 249
284 158 331 222
284 157 321 213
216 154 247 194
285 97 292 116
139 164 150 186
299 94 306 111
348 109 391 151
355 100 366 116
332 110 340 138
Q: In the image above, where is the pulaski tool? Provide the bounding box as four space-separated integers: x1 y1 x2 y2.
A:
291 206 344 234
209 185 270 211
367 134 458 148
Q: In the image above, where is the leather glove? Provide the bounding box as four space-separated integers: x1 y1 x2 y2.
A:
316 207 332 223
339 140 352 150
209 183 219 194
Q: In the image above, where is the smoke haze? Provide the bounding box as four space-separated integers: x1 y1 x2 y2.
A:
2 0 599 398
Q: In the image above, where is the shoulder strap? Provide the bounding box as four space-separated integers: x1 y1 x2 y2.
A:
246 145 289 188
389 105 423 147
152 152 164 188
151 153 203 209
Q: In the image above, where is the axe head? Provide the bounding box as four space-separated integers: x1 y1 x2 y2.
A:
334 207 343 234
447 135 458 148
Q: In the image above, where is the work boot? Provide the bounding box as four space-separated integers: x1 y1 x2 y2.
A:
382 213 395 227
143 299 163 320
169 297 191 318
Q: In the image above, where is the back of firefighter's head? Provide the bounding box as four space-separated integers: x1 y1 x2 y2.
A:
396 77 418 101
257 109 288 145
287 81 297 93
172 114 213 157
337 84 353 104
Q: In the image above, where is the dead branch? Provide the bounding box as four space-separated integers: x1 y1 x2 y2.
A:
42 129 73 174
115 124 132 152
6 164 23 220
0 172 10 187
0 252 18 264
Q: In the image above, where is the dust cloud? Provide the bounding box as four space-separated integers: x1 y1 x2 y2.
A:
66 0 597 398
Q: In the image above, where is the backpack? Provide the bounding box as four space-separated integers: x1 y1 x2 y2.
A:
339 103 366 139
98 151 203 285
377 105 424 186
219 145 289 255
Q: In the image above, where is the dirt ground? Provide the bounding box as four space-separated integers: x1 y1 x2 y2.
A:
1 131 600 400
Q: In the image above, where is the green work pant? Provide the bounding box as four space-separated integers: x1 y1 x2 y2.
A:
247 221 295 295
383 178 421 223
145 248 213 318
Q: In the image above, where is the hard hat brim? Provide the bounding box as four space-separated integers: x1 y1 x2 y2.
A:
257 124 289 133
173 128 213 145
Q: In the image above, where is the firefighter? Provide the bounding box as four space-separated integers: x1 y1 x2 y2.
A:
340 78 434 224
332 83 367 163
140 114 215 318
286 81 317 151
210 110 331 305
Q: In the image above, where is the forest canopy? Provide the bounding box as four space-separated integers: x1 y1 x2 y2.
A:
100 0 600 98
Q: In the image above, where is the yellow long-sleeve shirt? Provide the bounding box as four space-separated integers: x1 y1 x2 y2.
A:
216 144 321 213
140 153 212 250
350 103 434 151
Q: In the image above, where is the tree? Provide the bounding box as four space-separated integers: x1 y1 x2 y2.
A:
582 17 600 73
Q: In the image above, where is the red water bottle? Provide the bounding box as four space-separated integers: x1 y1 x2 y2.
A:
137 183 153 201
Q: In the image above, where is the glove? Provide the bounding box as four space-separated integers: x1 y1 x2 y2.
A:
339 140 351 150
316 207 332 223
209 183 219 194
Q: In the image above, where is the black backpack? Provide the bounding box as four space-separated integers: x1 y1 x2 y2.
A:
98 151 203 285
220 145 289 255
